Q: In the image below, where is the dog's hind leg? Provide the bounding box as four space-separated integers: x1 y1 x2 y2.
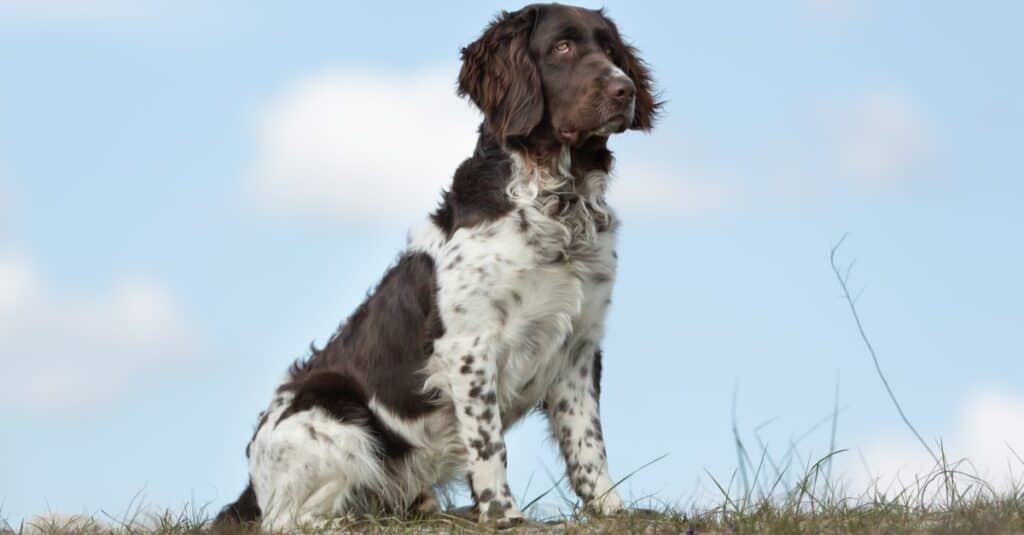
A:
246 373 413 531
249 407 387 531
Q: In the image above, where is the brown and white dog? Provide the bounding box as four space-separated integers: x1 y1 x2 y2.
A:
215 3 659 529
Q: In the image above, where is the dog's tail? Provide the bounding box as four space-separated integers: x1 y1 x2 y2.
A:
212 481 261 529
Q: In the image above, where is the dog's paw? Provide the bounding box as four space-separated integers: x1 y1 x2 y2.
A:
494 513 529 530
479 501 528 529
584 493 626 517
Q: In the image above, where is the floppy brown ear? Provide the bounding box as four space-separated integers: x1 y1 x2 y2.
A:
602 16 660 132
620 41 660 131
457 7 544 139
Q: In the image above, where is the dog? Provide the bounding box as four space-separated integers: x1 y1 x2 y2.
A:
215 3 658 529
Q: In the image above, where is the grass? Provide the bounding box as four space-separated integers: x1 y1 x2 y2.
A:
7 478 1024 535
7 236 1023 534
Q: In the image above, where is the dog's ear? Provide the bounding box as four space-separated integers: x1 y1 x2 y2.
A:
619 41 660 131
458 7 544 139
604 15 660 131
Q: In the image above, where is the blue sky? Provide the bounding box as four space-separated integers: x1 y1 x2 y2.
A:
2 0 1023 524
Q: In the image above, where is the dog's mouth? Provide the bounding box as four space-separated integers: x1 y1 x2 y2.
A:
557 116 627 145
594 116 627 136
556 128 579 144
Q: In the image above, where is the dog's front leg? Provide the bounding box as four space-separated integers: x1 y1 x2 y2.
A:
445 337 525 526
545 346 624 515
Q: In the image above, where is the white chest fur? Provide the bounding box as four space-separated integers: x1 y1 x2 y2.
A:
413 153 617 429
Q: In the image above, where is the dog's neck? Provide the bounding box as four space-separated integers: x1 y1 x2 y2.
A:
503 124 615 186
501 127 615 247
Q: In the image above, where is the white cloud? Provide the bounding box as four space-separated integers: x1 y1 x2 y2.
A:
250 72 940 225
611 161 742 220
581 88 935 220
0 195 7 239
843 388 1024 495
0 250 195 411
250 69 482 224
0 252 37 316
835 90 935 189
251 68 739 225
750 88 937 203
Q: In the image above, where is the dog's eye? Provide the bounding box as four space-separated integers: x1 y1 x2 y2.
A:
604 46 615 57
554 41 571 54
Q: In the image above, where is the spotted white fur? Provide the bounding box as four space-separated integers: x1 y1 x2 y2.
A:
247 147 624 528
248 392 390 530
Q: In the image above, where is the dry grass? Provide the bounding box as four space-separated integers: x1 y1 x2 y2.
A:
7 469 1024 535
6 499 1024 535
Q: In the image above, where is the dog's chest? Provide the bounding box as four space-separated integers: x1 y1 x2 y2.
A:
497 236 615 423
432 191 617 425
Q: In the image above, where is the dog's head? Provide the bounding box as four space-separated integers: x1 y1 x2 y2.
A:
458 3 659 147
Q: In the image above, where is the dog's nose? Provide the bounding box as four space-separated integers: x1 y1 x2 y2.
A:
606 76 635 101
